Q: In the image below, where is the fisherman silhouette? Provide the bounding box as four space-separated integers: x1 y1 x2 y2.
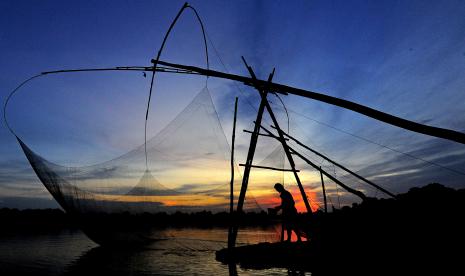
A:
272 183 301 242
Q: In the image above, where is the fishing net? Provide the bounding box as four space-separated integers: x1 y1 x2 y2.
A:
14 85 288 245
12 73 434 246
13 57 458 247
17 87 235 214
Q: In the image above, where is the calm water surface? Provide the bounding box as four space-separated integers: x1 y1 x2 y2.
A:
0 227 310 275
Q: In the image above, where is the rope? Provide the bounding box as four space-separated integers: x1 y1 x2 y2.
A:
205 31 278 130
335 182 341 209
273 93 290 133
286 109 465 176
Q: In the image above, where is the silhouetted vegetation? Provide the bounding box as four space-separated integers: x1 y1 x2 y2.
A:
0 208 77 233
0 208 277 234
217 183 465 274
2 183 464 233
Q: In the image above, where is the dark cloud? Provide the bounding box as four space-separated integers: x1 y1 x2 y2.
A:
350 139 465 192
0 196 59 209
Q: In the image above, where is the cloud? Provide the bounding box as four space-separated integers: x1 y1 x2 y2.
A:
0 196 59 209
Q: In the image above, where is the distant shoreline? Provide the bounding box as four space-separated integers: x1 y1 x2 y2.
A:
0 208 279 233
2 183 463 234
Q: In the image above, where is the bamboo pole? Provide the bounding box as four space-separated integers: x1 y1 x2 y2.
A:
36 60 465 146
231 97 238 214
229 70 274 247
228 97 238 249
155 59 465 145
239 164 300 172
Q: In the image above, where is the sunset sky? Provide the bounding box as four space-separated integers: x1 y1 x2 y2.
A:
1 0 465 210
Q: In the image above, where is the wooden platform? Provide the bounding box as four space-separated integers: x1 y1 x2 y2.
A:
216 241 316 270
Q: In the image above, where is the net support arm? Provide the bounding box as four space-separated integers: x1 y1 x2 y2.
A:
259 126 367 201
270 125 397 198
290 146 367 200
40 66 199 75
155 59 465 145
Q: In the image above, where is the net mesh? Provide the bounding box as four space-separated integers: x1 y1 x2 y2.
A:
18 88 237 214
16 86 286 245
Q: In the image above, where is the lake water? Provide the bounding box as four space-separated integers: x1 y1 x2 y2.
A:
0 227 310 275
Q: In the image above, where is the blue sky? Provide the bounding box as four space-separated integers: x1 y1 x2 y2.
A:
1 0 465 209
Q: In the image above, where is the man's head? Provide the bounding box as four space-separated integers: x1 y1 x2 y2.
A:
274 183 284 192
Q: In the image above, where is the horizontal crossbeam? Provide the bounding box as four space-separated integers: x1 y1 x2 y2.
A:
239 164 300 172
243 130 289 140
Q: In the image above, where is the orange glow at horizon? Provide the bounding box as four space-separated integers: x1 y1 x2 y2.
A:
84 163 325 212
94 186 321 212
249 187 321 213
96 193 228 207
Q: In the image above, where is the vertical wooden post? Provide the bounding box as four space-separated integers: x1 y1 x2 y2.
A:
229 69 275 247
228 97 238 249
320 166 328 213
231 97 238 214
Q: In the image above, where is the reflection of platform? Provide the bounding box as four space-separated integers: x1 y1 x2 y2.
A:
216 241 315 270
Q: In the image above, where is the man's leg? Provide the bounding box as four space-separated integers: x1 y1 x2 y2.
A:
292 215 301 242
281 223 285 242
295 227 302 242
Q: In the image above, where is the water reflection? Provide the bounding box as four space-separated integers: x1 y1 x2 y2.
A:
64 245 308 276
63 236 231 275
1 227 308 275
64 246 157 276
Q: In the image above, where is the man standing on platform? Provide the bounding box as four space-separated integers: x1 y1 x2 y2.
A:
272 183 301 242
